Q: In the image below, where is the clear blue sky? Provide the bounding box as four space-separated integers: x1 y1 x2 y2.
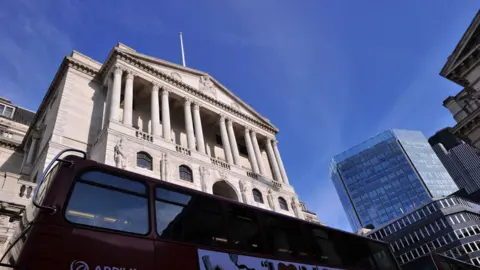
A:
1 1 479 231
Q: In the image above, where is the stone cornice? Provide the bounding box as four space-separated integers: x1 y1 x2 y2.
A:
99 49 278 134
453 107 480 136
441 10 480 77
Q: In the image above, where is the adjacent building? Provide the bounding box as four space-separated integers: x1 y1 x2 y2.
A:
429 128 480 194
0 43 319 254
0 98 35 254
440 10 480 150
366 196 480 267
331 129 458 232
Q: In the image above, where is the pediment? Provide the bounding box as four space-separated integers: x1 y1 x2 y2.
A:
118 48 276 130
442 10 480 76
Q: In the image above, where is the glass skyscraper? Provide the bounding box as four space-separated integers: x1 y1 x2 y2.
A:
331 129 458 232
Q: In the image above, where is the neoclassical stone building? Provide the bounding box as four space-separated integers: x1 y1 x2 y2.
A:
441 10 480 149
8 43 318 231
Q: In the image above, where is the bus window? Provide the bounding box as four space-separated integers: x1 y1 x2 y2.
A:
35 164 60 205
304 226 343 267
155 188 228 248
65 171 149 235
261 214 309 261
226 205 264 254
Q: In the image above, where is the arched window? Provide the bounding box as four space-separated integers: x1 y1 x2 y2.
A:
137 152 152 170
179 165 193 182
252 189 264 203
278 197 288 211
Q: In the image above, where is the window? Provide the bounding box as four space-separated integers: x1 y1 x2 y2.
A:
278 197 288 211
0 104 14 118
35 164 60 205
262 214 309 261
226 205 264 253
179 165 193 182
155 187 228 248
252 189 263 203
65 171 149 234
136 152 152 170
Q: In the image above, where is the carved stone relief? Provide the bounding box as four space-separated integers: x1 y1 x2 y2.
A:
170 72 182 81
239 180 248 203
219 170 228 181
114 138 127 169
199 166 209 192
199 76 217 99
267 189 275 211
231 102 240 111
291 197 300 218
160 152 168 181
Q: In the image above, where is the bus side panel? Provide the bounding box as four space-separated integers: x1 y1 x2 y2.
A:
154 241 199 270
60 227 155 270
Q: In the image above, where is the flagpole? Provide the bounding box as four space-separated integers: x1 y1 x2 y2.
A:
179 32 186 67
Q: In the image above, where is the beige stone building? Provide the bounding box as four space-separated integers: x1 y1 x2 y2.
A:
0 43 321 252
441 10 480 149
0 98 36 254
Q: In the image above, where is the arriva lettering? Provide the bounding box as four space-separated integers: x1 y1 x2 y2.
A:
94 267 136 270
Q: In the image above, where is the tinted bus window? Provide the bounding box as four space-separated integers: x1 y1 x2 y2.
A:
65 171 149 234
35 164 60 205
305 226 343 267
155 187 228 248
226 205 264 254
260 214 310 261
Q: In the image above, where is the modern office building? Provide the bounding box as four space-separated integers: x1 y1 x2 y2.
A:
0 43 320 256
440 10 480 150
429 128 480 194
366 196 480 267
331 129 458 232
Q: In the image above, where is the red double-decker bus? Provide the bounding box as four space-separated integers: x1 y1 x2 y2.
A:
0 149 400 270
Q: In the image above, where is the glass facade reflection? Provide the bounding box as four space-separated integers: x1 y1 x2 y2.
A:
331 129 458 232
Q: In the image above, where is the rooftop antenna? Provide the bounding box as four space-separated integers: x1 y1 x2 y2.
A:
179 32 186 67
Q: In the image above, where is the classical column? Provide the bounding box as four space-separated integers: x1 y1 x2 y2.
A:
161 88 171 141
193 103 206 154
151 83 160 136
184 98 195 150
219 115 234 164
110 66 123 121
226 119 240 165
251 131 265 175
244 128 259 174
123 71 134 126
273 140 289 184
103 74 113 128
266 138 282 182
26 137 38 164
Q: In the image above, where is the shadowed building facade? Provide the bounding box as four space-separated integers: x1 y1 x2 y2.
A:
441 10 480 150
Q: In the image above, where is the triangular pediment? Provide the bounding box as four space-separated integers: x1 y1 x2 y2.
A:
441 10 480 76
115 45 277 131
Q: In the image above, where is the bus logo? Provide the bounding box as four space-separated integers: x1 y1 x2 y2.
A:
70 260 89 270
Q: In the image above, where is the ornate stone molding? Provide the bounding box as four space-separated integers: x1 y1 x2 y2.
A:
99 49 278 134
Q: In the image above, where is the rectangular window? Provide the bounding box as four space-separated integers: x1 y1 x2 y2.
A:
0 104 14 118
155 187 228 248
65 171 149 235
266 219 308 261
226 205 264 254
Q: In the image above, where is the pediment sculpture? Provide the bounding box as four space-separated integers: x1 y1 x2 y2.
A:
199 76 217 99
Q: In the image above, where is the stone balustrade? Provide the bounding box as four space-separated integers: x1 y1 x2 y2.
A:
175 145 191 156
210 157 231 170
135 130 153 142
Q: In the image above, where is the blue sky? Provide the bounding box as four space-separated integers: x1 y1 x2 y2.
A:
1 0 479 231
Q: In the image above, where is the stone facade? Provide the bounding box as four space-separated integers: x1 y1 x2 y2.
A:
440 10 480 150
0 98 35 255
0 43 320 249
